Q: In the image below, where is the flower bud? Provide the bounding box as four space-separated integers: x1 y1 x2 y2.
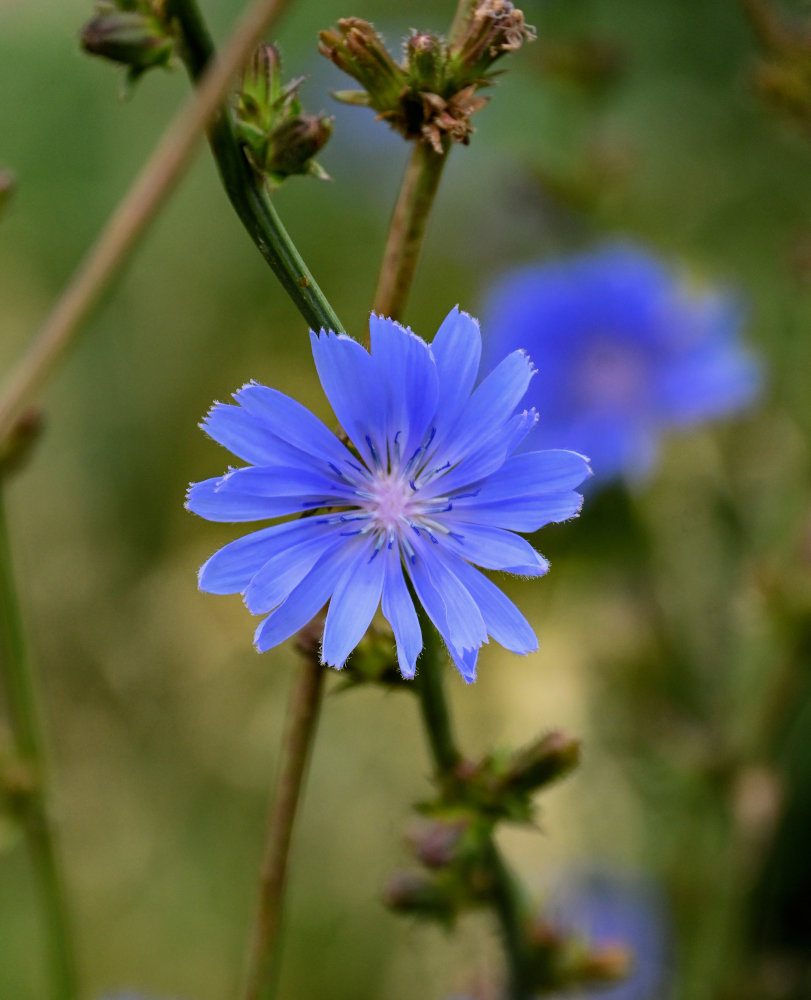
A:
0 170 15 221
319 19 409 113
80 1 174 76
0 408 44 477
234 45 332 189
264 114 333 183
406 32 443 89
495 730 580 796
382 870 457 923
407 815 472 869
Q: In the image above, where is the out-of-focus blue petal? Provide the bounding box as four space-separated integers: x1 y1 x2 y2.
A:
310 330 383 467
186 477 324 523
443 522 549 576
321 537 387 667
550 867 673 1000
657 348 761 426
433 350 535 467
481 241 763 484
243 522 342 614
254 542 359 652
370 315 439 459
431 307 482 439
381 546 422 679
450 558 538 654
199 519 320 594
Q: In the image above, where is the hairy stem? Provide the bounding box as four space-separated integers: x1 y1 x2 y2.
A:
0 484 78 1000
372 141 448 322
169 0 344 336
241 648 325 1000
415 617 534 1000
0 0 301 444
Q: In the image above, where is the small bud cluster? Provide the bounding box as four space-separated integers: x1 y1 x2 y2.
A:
234 45 332 189
741 0 811 136
80 0 175 90
319 1 535 152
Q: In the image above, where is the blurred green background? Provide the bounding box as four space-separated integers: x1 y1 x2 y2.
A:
1 0 811 997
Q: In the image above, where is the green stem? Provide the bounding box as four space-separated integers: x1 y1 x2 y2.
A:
414 613 534 1000
169 0 344 334
241 649 325 1000
0 484 78 1000
372 141 449 322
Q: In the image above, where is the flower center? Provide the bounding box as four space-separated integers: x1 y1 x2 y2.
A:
367 471 418 533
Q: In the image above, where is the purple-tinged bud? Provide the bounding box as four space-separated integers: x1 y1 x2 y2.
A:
239 43 284 127
80 2 174 75
406 32 444 89
0 170 15 221
495 730 580 796
382 870 457 923
0 408 44 477
407 816 472 869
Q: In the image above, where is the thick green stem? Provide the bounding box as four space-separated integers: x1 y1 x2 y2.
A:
169 0 344 334
415 614 534 1000
0 485 78 1000
372 141 448 322
241 650 325 1000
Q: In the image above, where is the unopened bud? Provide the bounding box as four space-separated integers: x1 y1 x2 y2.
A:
0 408 44 477
496 730 580 795
265 114 333 182
407 816 471 869
407 32 443 88
0 170 15 221
382 870 456 922
80 2 174 75
319 19 409 113
240 43 283 121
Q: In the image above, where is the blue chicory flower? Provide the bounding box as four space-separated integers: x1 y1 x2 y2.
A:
550 868 673 1000
481 243 761 483
187 308 591 682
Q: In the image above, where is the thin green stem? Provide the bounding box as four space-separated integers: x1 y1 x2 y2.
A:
0 484 78 1000
169 0 344 335
0 0 298 444
241 645 325 1000
372 141 449 322
414 613 534 1000
415 608 461 776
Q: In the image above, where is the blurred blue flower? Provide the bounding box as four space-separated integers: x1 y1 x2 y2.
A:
550 868 673 1000
481 243 762 483
187 308 591 682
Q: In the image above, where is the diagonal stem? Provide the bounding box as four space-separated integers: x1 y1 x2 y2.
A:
0 483 78 1000
169 0 344 336
241 646 325 1000
0 0 317 445
371 140 449 322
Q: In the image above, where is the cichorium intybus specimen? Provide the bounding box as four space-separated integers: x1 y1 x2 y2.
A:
187 308 591 682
